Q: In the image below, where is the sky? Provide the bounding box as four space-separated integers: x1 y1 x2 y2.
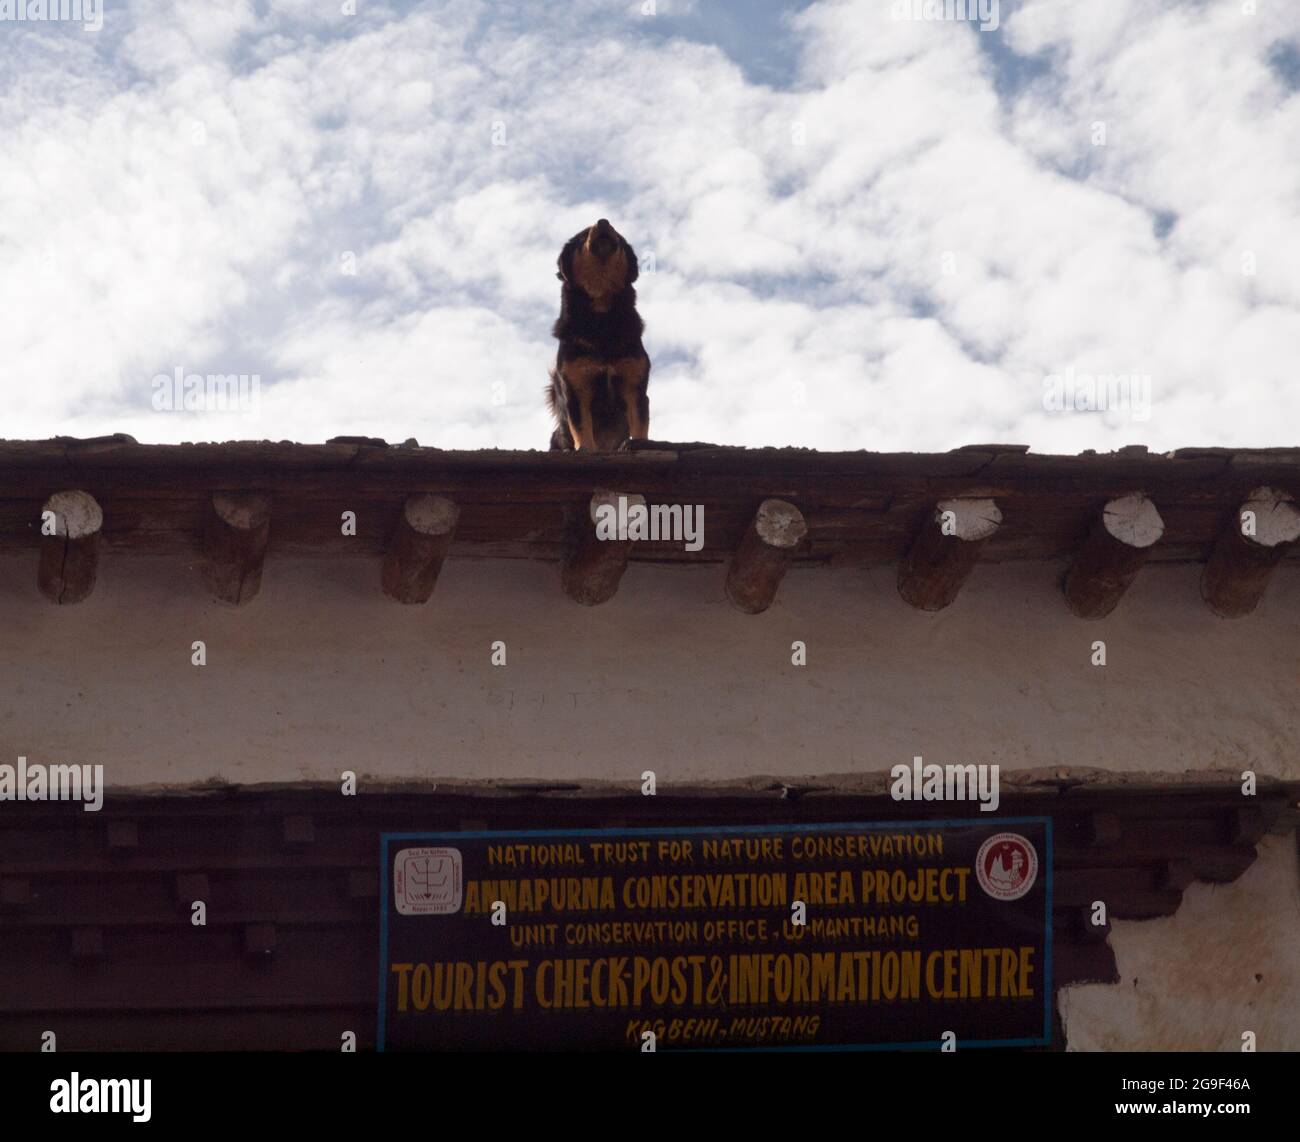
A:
2 0 1298 453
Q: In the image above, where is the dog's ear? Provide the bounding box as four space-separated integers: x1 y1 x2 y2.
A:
556 232 582 283
622 238 639 285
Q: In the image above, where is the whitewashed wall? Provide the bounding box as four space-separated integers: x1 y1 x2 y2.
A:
1 553 1296 788
1061 833 1300 1051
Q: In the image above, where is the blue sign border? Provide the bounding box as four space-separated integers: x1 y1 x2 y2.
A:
377 816 1054 1052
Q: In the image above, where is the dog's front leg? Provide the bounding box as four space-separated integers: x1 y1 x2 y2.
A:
615 355 651 441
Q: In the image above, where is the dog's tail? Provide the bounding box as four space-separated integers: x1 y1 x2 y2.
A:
545 367 572 451
545 366 561 420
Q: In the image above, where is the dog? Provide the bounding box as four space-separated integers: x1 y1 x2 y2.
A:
546 219 650 451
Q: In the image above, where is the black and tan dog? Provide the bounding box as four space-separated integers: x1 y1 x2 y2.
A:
546 219 650 450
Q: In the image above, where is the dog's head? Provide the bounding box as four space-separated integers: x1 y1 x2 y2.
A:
556 218 638 309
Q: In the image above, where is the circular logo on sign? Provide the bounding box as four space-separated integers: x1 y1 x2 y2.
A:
975 833 1038 901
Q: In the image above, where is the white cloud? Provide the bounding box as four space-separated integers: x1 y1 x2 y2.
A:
1 0 1298 450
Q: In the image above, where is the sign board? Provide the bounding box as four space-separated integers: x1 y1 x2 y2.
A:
378 818 1052 1051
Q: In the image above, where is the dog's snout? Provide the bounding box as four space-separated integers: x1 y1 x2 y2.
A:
588 218 618 257
587 426 630 452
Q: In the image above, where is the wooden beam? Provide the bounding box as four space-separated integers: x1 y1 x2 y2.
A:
37 490 102 605
1226 805 1269 846
1084 812 1122 847
345 870 379 901
1075 904 1111 943
1108 891 1183 920
174 873 210 905
1062 493 1164 618
896 498 1001 611
725 499 807 614
561 490 644 606
1053 940 1118 987
1200 487 1300 617
244 924 277 958
0 878 32 909
202 492 271 606
105 820 138 852
71 927 106 961
381 493 459 604
1156 859 1196 892
282 815 315 848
